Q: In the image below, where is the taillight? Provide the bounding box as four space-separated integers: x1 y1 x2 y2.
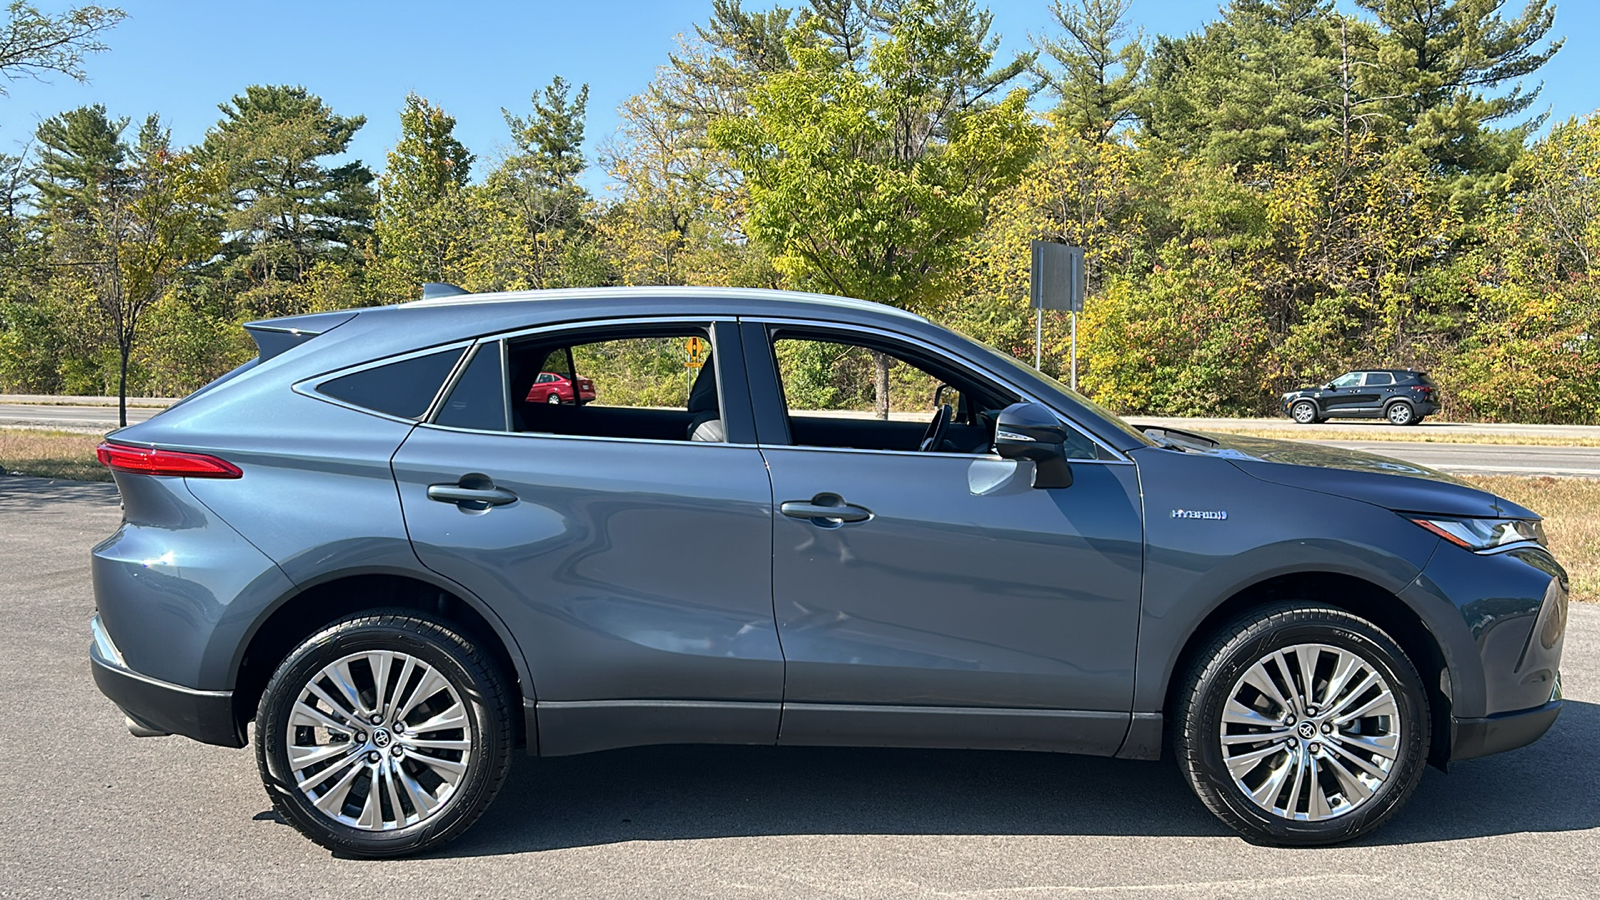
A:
96 442 243 478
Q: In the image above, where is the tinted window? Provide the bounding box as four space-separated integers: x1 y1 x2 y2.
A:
1330 372 1362 388
319 348 463 419
1366 373 1393 386
435 343 507 431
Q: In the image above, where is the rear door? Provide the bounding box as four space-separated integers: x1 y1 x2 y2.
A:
1361 371 1395 411
744 321 1144 754
391 319 784 756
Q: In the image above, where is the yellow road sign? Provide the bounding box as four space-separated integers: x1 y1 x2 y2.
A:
685 336 707 368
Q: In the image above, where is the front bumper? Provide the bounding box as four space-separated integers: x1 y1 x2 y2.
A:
90 615 243 748
1451 676 1562 760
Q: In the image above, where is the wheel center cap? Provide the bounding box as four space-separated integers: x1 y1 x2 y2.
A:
1297 722 1316 740
372 728 392 748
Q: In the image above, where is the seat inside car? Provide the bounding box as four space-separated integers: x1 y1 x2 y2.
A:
686 354 723 442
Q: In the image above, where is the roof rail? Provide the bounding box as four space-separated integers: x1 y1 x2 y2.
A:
420 282 470 301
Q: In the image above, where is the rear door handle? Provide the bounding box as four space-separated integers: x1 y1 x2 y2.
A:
780 494 872 525
427 475 518 510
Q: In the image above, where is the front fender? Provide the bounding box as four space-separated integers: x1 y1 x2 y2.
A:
1129 449 1439 713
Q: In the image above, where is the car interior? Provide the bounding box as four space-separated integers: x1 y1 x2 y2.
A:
769 330 1020 455
506 329 723 443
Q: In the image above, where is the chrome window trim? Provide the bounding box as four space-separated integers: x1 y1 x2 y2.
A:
746 316 1133 463
294 340 474 425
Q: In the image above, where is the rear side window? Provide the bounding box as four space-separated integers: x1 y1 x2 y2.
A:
435 343 507 431
318 347 464 419
1365 373 1393 386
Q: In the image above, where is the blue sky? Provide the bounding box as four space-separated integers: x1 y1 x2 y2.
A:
0 0 1593 192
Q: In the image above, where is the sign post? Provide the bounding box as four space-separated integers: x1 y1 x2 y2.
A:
1029 241 1085 387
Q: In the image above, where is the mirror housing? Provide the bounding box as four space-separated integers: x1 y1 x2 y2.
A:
933 383 954 410
993 402 1073 489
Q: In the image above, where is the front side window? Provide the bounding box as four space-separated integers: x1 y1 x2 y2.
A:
1330 372 1363 388
768 331 1098 458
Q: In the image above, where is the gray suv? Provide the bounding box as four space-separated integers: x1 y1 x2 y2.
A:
90 288 1565 857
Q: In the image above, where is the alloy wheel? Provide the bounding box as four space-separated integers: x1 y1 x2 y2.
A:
1218 642 1401 821
1291 402 1316 424
285 650 472 831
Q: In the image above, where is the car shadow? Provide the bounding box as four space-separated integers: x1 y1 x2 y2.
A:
0 475 117 510
428 698 1598 857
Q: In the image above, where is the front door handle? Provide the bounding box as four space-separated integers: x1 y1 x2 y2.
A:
427 474 518 510
780 494 872 525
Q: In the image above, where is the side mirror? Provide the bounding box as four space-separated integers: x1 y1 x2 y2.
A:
993 402 1073 489
933 383 954 410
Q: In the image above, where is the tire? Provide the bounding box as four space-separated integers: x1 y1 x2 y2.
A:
256 611 513 858
1385 401 1416 426
1173 603 1429 846
1290 401 1318 425
546 393 562 405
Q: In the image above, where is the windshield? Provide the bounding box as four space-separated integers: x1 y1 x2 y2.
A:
958 338 1157 448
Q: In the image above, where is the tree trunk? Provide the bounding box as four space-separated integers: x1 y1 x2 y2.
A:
118 342 129 428
871 350 890 420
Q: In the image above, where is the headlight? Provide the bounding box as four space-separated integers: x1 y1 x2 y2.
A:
1409 516 1546 552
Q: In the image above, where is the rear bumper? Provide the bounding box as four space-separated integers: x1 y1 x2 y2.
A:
90 616 243 748
1451 687 1562 761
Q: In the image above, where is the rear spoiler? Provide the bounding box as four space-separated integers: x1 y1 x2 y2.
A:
242 310 358 361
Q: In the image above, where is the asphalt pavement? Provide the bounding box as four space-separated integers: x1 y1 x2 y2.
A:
2 475 1596 899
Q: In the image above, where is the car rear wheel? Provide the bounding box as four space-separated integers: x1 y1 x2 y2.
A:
546 393 562 404
255 611 513 858
1174 603 1429 846
1290 401 1319 425
1386 402 1416 426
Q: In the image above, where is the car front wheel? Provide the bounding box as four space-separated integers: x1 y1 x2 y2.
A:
1386 402 1416 425
255 611 513 858
1290 401 1319 425
1174 603 1429 846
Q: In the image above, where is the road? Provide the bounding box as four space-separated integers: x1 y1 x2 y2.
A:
0 402 163 430
2 476 1596 899
1313 441 1600 478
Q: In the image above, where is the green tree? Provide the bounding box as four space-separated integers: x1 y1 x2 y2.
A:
370 93 474 302
713 0 1040 415
201 85 374 317
470 76 605 291
33 107 219 423
0 2 124 94
1035 0 1145 142
1357 0 1561 201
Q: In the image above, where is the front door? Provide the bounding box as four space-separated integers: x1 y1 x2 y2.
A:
747 324 1144 754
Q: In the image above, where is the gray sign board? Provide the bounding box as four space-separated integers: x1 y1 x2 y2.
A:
1031 241 1085 312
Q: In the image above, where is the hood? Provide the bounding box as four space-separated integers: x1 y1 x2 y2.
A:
1139 427 1536 519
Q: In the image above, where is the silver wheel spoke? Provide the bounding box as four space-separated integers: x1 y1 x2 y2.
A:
285 649 471 832
1221 641 1401 823
408 702 468 735
289 741 352 769
292 700 354 735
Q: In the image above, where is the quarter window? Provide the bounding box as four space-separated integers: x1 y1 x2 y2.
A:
318 347 464 420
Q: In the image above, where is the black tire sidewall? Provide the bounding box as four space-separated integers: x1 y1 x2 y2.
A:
256 614 510 858
1180 608 1430 846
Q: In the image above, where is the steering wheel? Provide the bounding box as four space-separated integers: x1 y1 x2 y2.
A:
919 403 952 452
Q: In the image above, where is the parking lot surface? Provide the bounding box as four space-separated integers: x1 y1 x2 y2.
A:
2 475 1596 899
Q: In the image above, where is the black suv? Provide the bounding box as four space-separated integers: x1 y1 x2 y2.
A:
1282 370 1440 426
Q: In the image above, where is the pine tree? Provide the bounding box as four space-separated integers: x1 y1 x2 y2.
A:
371 93 473 300
201 85 375 316
1036 0 1145 142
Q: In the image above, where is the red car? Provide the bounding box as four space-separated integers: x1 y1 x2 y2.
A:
526 371 596 405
